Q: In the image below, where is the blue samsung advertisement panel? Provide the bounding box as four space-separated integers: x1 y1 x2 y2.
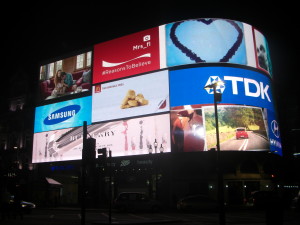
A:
169 66 274 111
34 96 92 133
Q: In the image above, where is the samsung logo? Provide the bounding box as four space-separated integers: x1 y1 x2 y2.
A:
44 105 81 125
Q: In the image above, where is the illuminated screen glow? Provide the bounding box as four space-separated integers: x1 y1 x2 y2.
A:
202 105 269 151
39 50 92 102
169 66 274 111
33 18 281 163
32 113 171 163
165 19 272 76
266 109 282 153
166 19 247 66
254 28 273 75
170 104 282 155
34 96 92 133
93 27 161 84
92 70 169 123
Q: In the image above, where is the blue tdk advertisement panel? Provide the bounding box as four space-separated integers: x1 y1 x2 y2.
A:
34 96 92 133
169 66 274 111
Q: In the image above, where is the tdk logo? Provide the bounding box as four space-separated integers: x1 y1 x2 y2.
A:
205 76 225 94
44 105 81 125
205 76 271 102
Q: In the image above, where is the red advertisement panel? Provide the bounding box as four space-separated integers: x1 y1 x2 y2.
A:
93 27 160 84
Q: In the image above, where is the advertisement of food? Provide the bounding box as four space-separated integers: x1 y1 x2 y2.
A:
92 70 169 123
34 96 92 133
32 113 171 162
93 26 162 84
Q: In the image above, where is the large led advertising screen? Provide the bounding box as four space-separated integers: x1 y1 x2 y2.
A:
93 26 164 84
170 104 271 153
253 28 272 75
38 50 92 102
32 113 171 163
33 18 282 164
165 19 272 77
169 66 282 155
169 66 274 111
34 96 92 133
92 70 169 123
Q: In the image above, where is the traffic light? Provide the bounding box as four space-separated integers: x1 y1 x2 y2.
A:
82 138 96 163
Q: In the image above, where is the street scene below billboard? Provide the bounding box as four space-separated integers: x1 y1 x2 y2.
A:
32 113 171 163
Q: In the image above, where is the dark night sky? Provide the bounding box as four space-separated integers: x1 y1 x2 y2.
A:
2 2 299 154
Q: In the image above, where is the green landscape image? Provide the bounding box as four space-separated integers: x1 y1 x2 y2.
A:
203 105 268 149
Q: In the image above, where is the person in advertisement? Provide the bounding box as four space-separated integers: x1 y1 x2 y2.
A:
52 70 68 96
60 71 74 89
172 106 205 152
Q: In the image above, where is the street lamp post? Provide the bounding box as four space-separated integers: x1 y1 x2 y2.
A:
154 139 158 153
204 81 226 225
154 139 158 199
148 139 162 200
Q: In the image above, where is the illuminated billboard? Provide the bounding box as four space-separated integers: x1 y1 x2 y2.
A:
266 109 282 153
202 105 269 151
170 104 271 153
253 28 272 75
93 26 164 84
33 18 282 163
169 66 281 155
169 66 274 111
165 19 272 76
34 96 92 133
32 113 171 163
39 50 92 102
92 70 169 123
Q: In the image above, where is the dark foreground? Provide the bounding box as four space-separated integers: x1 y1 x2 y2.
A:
1 206 300 225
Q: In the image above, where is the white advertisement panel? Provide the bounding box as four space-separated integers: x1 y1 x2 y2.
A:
32 113 171 163
92 70 169 123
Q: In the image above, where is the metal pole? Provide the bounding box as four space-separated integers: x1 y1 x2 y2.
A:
81 121 87 225
213 86 226 225
108 150 112 225
154 144 158 200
